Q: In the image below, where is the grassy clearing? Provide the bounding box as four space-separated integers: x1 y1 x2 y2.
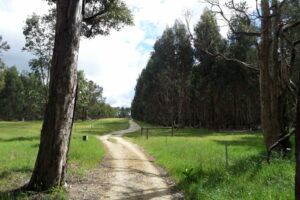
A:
0 118 129 196
126 120 295 200
73 118 129 136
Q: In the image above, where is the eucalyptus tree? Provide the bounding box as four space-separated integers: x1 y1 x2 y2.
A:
173 22 194 126
132 35 173 124
131 22 193 126
20 72 45 120
191 9 227 128
83 79 105 119
0 67 24 120
27 0 133 191
23 11 55 100
225 15 260 129
150 27 177 125
132 26 178 125
75 70 89 120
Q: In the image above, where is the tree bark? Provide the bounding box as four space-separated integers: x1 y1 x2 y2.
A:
259 0 291 153
296 72 300 199
27 0 82 190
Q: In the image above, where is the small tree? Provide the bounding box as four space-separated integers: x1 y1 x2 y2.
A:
23 11 55 101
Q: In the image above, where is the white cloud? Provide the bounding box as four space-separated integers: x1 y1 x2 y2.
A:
0 0 49 70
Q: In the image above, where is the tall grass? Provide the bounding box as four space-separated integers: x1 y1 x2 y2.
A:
126 121 295 200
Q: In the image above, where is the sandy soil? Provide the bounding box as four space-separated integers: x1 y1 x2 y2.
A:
68 120 182 200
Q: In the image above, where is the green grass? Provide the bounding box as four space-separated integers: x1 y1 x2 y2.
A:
126 120 295 200
72 118 129 136
107 137 118 143
0 118 129 197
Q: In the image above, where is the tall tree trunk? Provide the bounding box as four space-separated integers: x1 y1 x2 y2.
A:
27 0 82 190
296 70 300 199
260 0 291 152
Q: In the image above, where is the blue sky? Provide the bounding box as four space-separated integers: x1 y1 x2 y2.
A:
0 0 255 107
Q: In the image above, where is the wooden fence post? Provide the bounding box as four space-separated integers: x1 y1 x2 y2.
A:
141 127 143 136
171 125 174 136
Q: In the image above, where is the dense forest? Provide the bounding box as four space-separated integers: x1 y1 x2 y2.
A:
131 5 299 130
0 60 118 121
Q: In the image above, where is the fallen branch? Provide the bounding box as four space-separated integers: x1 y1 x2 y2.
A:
267 130 295 163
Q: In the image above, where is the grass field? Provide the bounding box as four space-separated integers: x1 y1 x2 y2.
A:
126 121 295 200
0 118 129 198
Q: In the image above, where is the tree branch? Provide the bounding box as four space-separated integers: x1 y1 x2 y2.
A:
83 9 108 24
233 31 261 36
288 79 297 101
255 0 261 18
226 0 251 24
184 13 259 72
283 21 300 32
82 0 86 16
83 0 115 24
294 40 300 47
207 0 261 37
279 0 287 9
200 49 260 71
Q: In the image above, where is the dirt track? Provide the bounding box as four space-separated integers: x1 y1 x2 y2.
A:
68 120 181 200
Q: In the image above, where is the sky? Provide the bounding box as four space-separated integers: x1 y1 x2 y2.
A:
0 0 255 107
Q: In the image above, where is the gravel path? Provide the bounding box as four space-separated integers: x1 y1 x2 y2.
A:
68 120 181 200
